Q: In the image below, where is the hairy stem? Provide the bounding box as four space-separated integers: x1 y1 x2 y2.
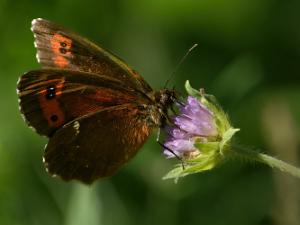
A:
232 145 300 179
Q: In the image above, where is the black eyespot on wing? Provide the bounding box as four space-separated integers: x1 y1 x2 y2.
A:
50 115 58 122
46 86 56 99
59 48 67 54
60 42 67 47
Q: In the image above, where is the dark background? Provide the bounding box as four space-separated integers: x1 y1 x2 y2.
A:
0 0 300 225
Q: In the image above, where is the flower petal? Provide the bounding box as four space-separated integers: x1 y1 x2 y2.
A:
165 127 191 139
176 96 218 136
163 96 218 159
181 97 213 120
174 114 217 137
163 139 196 158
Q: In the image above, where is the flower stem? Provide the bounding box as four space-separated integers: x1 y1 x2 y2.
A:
231 145 300 179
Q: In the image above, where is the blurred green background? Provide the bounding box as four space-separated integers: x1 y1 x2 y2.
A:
1 0 300 225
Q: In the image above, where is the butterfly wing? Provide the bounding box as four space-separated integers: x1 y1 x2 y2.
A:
17 69 149 136
31 18 152 93
44 104 152 184
18 19 162 183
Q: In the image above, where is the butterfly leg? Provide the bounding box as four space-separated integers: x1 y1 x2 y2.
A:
156 128 185 170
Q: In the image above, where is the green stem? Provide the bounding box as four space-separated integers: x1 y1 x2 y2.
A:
231 145 300 179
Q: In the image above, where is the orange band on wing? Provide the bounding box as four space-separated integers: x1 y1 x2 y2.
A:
50 34 72 68
38 78 66 128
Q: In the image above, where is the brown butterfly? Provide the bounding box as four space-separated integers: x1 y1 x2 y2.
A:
17 18 176 184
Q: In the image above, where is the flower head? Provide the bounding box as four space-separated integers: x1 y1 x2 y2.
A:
163 81 300 183
163 81 239 181
163 96 217 158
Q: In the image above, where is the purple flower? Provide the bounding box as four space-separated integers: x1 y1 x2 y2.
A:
163 96 217 158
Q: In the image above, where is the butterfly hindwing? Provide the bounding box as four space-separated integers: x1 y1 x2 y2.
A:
32 18 152 93
44 104 152 184
17 69 148 136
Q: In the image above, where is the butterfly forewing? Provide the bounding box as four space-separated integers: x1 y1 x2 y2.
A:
32 18 152 93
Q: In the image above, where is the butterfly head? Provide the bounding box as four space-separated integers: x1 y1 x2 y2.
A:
148 88 178 128
155 88 178 109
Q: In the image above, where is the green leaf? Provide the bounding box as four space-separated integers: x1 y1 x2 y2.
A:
194 141 219 154
219 128 240 153
183 155 221 174
185 80 200 97
163 154 220 182
162 166 185 181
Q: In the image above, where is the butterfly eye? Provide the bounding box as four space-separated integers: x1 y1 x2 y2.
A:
137 104 147 110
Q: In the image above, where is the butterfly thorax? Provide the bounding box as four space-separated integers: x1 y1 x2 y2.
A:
144 89 176 127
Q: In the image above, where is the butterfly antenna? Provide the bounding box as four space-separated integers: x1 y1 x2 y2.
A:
164 43 198 88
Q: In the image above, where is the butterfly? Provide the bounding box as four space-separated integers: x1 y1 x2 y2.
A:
17 18 176 184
